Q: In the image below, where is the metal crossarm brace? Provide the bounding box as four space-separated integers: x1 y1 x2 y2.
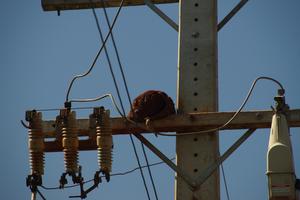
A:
134 134 195 189
144 0 178 31
194 128 256 190
217 0 249 31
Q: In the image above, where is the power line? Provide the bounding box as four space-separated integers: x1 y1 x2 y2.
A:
98 0 160 199
65 0 125 102
90 6 152 200
141 143 159 200
151 76 285 136
70 93 123 116
221 163 230 200
40 157 175 190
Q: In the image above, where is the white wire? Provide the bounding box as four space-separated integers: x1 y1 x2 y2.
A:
69 93 123 116
146 76 284 136
67 76 284 137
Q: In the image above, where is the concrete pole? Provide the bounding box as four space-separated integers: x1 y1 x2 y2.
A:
175 0 219 199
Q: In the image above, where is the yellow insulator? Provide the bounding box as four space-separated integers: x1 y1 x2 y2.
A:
27 110 45 176
58 109 79 174
94 107 113 176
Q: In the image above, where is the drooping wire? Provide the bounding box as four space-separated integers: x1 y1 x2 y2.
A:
70 93 123 116
40 157 175 191
28 94 123 116
151 76 285 136
221 163 230 200
37 76 284 138
65 0 125 102
91 6 151 200
99 0 159 198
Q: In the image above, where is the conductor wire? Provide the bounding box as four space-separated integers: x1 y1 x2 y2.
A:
65 0 125 102
70 93 123 116
100 0 159 198
91 6 151 200
40 157 175 190
221 163 230 200
151 76 285 136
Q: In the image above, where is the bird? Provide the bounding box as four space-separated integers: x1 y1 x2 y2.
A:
128 90 176 122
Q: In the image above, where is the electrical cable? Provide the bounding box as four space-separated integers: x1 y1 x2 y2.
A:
141 143 159 200
30 76 284 137
70 93 123 116
100 0 134 112
91 6 152 200
149 76 285 136
90 6 126 118
36 187 47 200
96 1 160 198
221 163 230 200
40 157 175 190
128 135 151 200
100 0 161 197
23 94 123 118
65 0 125 103
101 2 160 197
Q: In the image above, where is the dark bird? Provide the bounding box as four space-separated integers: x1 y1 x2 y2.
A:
128 90 176 122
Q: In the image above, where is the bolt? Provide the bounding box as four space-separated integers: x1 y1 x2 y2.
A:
192 32 200 38
256 112 263 120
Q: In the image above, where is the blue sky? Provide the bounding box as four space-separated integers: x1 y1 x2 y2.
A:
0 0 299 199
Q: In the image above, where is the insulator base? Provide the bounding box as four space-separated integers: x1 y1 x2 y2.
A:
64 150 79 173
29 151 45 175
97 148 113 173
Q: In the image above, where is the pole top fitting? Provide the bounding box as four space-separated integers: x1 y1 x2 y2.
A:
25 110 37 122
93 106 105 115
277 88 285 96
64 101 72 110
274 92 289 114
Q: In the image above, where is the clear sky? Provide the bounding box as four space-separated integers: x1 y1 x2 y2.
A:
0 0 299 199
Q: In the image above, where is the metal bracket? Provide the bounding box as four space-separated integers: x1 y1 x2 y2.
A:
144 0 178 31
194 128 256 190
134 134 196 189
218 0 249 31
69 171 102 199
135 129 256 191
26 173 46 200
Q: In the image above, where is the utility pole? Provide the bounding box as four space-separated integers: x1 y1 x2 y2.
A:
176 0 219 199
25 1 300 200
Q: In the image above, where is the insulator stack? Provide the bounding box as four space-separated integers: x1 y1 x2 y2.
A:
58 109 79 174
94 107 113 175
27 111 45 176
